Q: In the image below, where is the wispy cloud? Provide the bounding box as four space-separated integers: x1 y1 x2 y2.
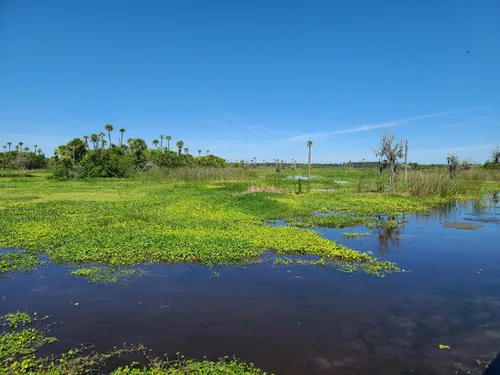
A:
246 126 264 136
284 107 483 142
415 143 494 154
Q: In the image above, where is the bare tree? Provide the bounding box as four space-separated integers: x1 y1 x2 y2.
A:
373 132 403 191
307 140 313 179
404 140 409 183
492 145 500 163
447 155 459 177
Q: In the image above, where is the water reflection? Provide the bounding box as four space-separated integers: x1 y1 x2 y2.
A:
376 225 402 254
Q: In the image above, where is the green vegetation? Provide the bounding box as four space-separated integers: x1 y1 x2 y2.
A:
0 162 498 279
0 250 46 275
0 311 269 374
342 232 369 239
70 265 148 283
0 174 420 277
49 126 227 180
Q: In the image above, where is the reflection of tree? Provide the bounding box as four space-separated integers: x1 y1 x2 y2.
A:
492 192 499 205
376 216 402 254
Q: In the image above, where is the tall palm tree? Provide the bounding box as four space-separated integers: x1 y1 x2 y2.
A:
104 124 114 145
198 149 202 157
38 149 43 155
19 142 24 153
23 147 29 152
83 136 89 149
2 145 6 153
99 133 106 150
184 148 189 155
90 134 99 150
307 140 313 179
160 134 164 150
206 149 210 155
152 139 160 149
34 144 38 154
176 140 184 155
7 142 12 152
119 128 125 146
166 136 172 151
15 145 19 152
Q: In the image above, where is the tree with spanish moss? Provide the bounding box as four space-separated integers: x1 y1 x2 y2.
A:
373 131 403 192
447 155 459 177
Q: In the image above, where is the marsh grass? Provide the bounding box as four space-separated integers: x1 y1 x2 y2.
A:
140 166 255 182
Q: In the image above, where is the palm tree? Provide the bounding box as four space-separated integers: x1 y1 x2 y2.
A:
99 133 106 150
2 145 6 153
83 136 89 149
206 149 210 155
37 149 43 156
176 140 184 155
104 124 114 145
307 140 313 179
119 128 125 146
198 149 202 157
160 135 164 150
34 144 38 154
7 142 12 152
166 136 172 151
184 148 189 155
90 134 99 150
152 139 160 149
15 145 19 152
362 158 365 169
19 142 24 153
102 139 107 150
23 147 29 152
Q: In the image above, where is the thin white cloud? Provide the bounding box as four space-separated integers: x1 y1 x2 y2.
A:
284 107 483 142
246 126 263 136
415 143 494 154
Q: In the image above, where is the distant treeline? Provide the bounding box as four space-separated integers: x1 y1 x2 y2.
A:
0 144 47 170
50 127 226 179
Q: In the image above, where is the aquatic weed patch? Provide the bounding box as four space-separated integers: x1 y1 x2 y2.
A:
0 250 47 275
0 310 269 374
70 265 149 283
0 178 437 276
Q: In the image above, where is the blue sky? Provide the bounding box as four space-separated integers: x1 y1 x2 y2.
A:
1 0 499 164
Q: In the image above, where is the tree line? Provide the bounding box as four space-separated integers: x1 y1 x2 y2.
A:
50 125 225 179
0 142 47 170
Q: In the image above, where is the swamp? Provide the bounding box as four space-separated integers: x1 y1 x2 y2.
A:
1 167 500 374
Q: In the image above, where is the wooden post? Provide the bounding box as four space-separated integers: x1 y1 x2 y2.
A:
404 140 408 183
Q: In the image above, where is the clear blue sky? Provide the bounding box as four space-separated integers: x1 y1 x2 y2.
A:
1 0 499 164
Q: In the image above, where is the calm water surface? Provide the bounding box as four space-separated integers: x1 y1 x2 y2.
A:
1 197 500 375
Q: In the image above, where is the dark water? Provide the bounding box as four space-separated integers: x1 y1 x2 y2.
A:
1 198 500 374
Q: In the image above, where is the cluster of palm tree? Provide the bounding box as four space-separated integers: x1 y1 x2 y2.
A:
82 125 212 158
2 141 43 155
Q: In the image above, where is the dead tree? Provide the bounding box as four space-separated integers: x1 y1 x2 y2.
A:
374 132 403 191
